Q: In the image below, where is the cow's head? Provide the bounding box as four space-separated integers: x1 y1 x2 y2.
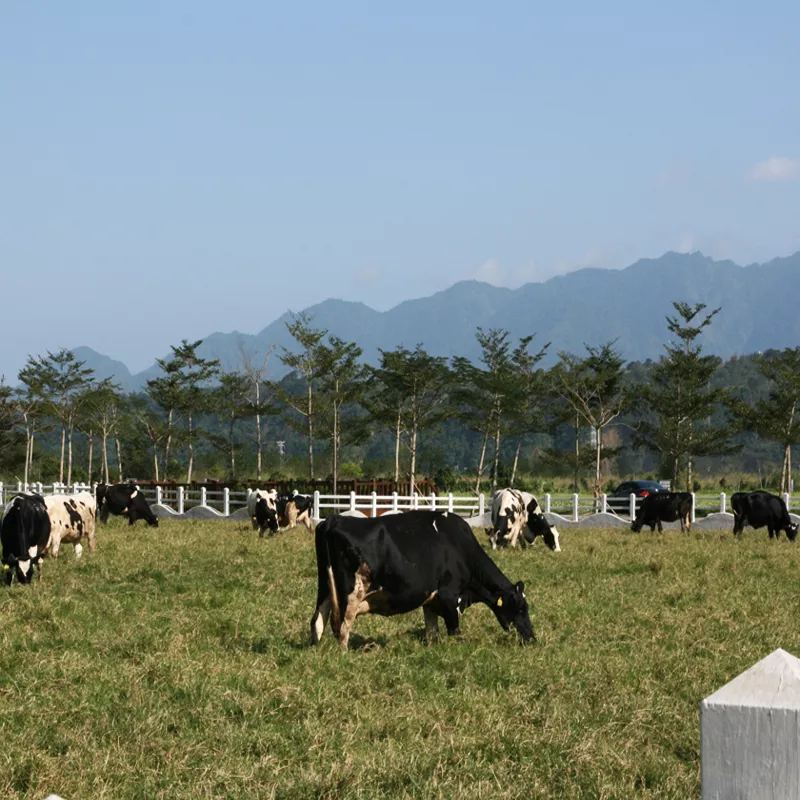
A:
2 555 37 587
146 514 159 528
788 522 799 542
493 581 534 643
256 498 279 533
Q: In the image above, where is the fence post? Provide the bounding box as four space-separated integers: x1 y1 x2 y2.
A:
17 481 22 493
392 491 398 512
629 493 636 519
371 491 377 518
413 493 419 510
720 492 726 514
600 493 607 514
177 486 185 515
691 492 697 523
156 486 163 505
37 482 43 495
701 648 800 798
572 493 580 522
784 492 790 512
200 487 207 507
545 493 551 514
479 494 485 516
448 493 454 513
350 491 356 513
313 490 320 519
430 492 436 511
223 488 230 516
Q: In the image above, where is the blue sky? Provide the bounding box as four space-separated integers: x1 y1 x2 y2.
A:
2 1 799 376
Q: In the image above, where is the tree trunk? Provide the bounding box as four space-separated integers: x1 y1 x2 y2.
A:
491 404 502 493
115 438 123 482
673 455 680 488
23 418 31 485
153 444 160 482
780 447 789 495
307 381 314 480
394 408 402 489
88 434 94 485
594 425 602 511
67 424 74 486
255 381 263 481
229 414 236 479
164 408 174 480
59 426 66 483
573 411 580 494
186 412 194 484
409 425 418 496
474 421 491 495
102 431 109 484
332 400 339 496
510 439 522 488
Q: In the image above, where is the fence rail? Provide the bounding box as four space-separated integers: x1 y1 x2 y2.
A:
0 483 795 525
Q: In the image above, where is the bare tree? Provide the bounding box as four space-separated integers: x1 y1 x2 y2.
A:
237 339 276 481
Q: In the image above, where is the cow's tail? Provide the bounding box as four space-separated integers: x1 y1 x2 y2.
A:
312 519 342 642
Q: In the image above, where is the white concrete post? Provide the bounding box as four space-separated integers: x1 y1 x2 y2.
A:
37 482 43 495
600 493 607 514
701 648 800 799
448 493 454 513
156 486 163 505
412 493 419 510
370 491 377 518
784 492 791 511
572 493 579 522
544 493 551 514
200 487 207 507
223 488 230 516
719 492 726 514
629 493 637 519
430 492 436 510
349 491 356 513
177 486 185 515
17 481 22 493
479 494 485 516
391 492 398 512
691 492 697 523
0 482 3 504
313 490 320 519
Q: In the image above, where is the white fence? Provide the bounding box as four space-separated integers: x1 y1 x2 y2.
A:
0 483 795 524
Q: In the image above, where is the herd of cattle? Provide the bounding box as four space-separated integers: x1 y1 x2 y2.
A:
1 481 797 648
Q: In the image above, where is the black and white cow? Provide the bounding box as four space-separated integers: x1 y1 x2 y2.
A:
489 489 561 551
1 494 51 585
44 492 97 558
247 489 279 537
630 492 693 533
731 491 798 541
97 483 159 527
310 510 534 649
276 490 315 531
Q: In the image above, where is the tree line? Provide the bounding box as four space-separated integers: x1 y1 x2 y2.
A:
1 301 799 495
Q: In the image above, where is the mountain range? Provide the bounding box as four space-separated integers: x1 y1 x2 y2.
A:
73 250 800 393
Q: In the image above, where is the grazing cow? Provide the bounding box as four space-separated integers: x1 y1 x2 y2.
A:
97 483 159 527
489 489 561 551
630 492 693 533
310 510 534 649
43 492 97 558
247 489 279 537
731 491 798 541
1 494 51 585
277 490 315 531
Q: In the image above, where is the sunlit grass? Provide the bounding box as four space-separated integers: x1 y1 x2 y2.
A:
0 517 797 799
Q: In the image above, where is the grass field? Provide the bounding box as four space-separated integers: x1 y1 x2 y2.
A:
1 517 798 800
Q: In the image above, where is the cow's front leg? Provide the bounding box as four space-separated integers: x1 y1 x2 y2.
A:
422 606 439 642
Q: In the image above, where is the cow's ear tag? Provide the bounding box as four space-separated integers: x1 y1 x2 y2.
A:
496 597 503 607
2 564 8 570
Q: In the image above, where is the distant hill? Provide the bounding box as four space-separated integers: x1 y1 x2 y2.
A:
72 250 800 392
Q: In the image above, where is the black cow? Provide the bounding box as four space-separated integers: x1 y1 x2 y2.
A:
97 483 159 527
1 494 51 585
310 510 534 649
489 489 561 551
731 491 798 541
630 492 693 533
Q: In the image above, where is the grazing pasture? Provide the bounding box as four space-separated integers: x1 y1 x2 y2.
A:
1 519 798 799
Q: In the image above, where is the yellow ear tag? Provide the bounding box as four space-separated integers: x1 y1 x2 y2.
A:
2 564 9 570
496 597 503 607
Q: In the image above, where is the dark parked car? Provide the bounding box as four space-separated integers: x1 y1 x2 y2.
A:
608 480 669 513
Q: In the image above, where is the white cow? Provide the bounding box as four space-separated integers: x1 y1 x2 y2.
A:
44 492 97 558
246 489 279 537
489 488 561 551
